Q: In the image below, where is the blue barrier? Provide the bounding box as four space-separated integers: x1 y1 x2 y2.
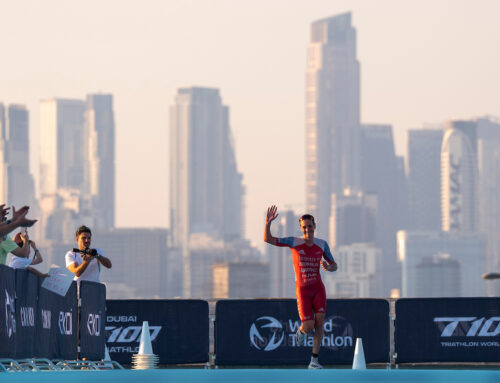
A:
2 260 500 366
105 299 209 364
395 298 500 363
80 281 106 360
0 264 105 360
215 299 390 366
0 265 16 357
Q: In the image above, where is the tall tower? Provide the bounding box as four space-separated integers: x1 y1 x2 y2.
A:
39 98 87 241
39 98 86 196
360 124 405 295
0 104 7 203
441 121 477 233
305 12 360 238
85 94 115 229
407 129 443 230
4 105 37 210
169 87 244 248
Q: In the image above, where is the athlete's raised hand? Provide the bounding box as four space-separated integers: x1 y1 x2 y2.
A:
266 205 279 225
264 205 279 245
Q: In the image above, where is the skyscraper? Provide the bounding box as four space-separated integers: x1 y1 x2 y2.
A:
360 124 404 295
85 94 115 229
473 117 500 293
39 96 116 241
4 105 37 210
329 189 377 249
397 230 486 297
441 121 477 233
39 98 86 196
169 87 244 247
407 129 443 230
0 104 6 203
305 12 360 238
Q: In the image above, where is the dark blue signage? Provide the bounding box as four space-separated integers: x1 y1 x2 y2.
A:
50 281 78 360
80 281 106 360
15 269 38 358
215 299 390 366
106 300 209 364
0 265 16 357
395 298 500 363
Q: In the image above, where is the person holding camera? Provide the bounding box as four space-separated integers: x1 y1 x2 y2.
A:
65 225 112 283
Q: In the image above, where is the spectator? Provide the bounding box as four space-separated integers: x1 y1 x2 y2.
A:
66 225 112 283
8 231 48 278
1 228 31 265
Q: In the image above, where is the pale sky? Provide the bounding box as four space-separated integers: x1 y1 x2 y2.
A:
1 0 499 249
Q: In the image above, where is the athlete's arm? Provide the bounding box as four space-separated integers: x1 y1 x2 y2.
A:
264 205 279 245
321 241 338 272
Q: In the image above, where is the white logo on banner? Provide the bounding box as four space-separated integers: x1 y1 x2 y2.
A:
20 306 35 327
249 316 285 351
4 289 16 338
434 317 500 337
105 325 162 343
58 311 73 335
87 313 101 336
42 309 51 330
248 314 354 351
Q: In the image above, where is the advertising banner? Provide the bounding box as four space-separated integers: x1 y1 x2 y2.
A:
35 276 58 358
395 298 500 363
50 281 78 359
0 265 16 357
14 269 38 358
106 300 209 364
215 299 390 366
80 281 106 360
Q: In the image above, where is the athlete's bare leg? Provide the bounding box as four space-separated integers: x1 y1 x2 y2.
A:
300 319 315 334
312 313 325 354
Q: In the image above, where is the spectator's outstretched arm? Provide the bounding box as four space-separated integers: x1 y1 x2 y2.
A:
26 267 49 278
0 206 37 237
264 205 279 246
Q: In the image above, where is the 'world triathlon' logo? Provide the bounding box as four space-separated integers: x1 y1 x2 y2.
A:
249 316 285 351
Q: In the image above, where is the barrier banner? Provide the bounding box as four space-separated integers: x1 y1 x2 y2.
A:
50 281 78 359
0 265 16 357
106 300 209 364
395 298 500 363
80 281 106 360
35 276 58 358
215 299 390 366
14 269 38 358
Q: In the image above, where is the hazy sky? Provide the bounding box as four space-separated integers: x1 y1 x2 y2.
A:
1 0 499 249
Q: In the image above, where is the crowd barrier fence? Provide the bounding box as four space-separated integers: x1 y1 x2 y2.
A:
1 265 499 365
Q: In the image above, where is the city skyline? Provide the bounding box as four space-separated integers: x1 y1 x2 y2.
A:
1 1 500 252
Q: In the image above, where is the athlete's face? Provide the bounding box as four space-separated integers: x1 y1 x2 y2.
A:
300 219 315 241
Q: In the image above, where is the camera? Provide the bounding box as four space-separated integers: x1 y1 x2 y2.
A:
73 248 98 257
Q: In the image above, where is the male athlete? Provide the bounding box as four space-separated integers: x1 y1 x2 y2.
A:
264 205 337 369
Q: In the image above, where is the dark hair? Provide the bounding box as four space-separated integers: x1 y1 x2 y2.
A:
299 214 315 225
76 225 92 237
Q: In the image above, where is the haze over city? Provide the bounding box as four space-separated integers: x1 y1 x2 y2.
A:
1 0 499 248
1 1 500 299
